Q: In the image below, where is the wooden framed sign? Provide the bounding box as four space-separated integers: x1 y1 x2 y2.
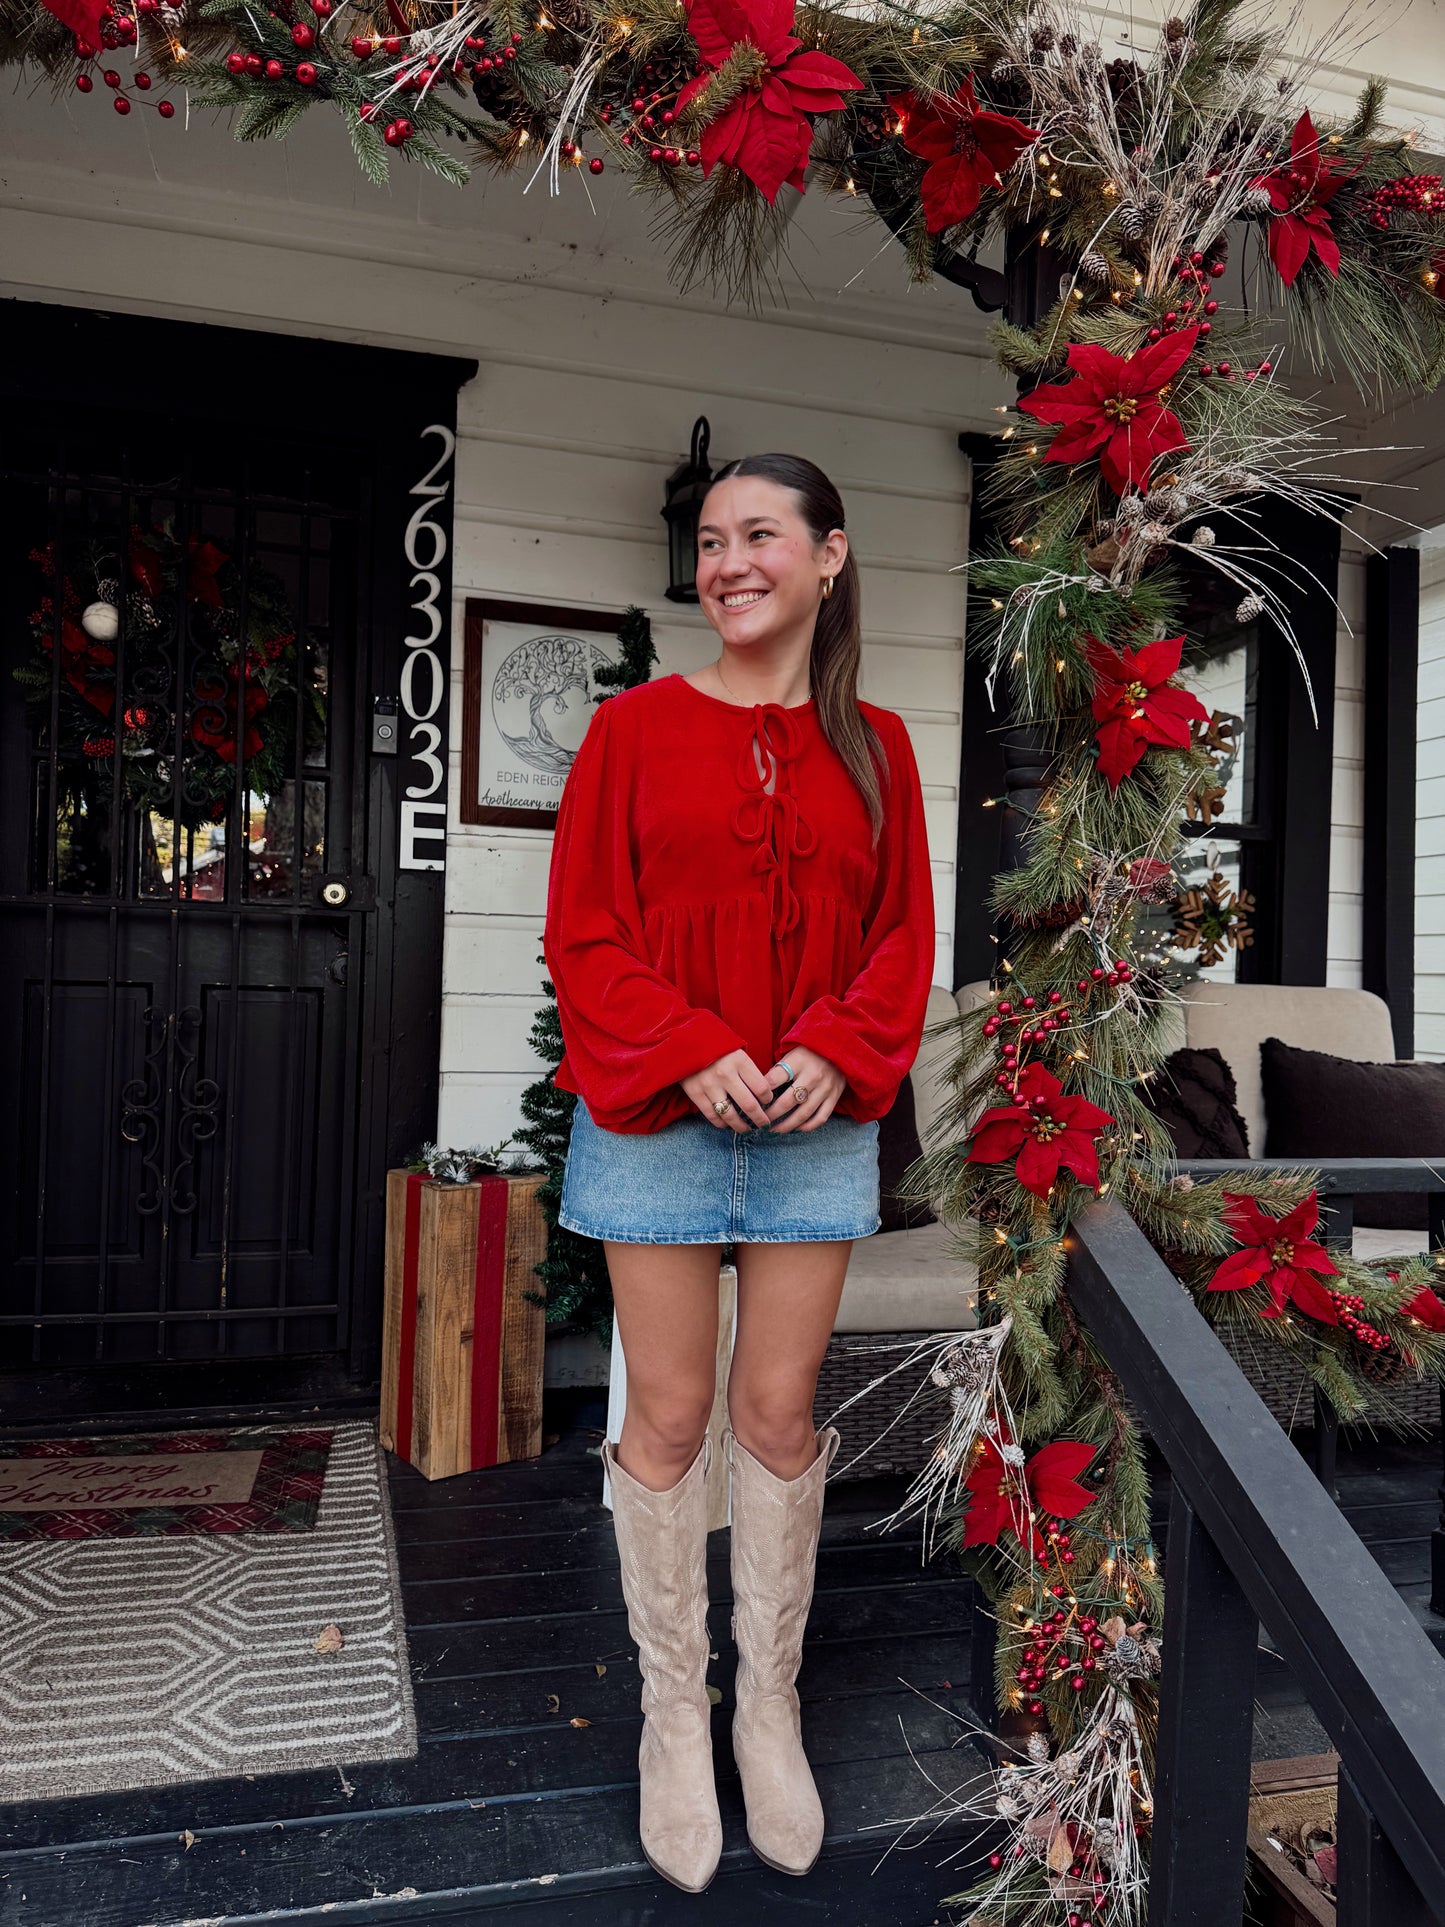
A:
460 599 628 828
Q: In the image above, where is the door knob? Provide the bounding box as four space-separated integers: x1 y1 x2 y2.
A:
320 880 350 907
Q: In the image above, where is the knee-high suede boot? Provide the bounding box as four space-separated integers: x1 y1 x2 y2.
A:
602 1435 723 1893
726 1425 840 1875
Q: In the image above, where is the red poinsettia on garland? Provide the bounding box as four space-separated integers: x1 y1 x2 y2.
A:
1088 632 1209 789
1208 1190 1339 1322
887 77 1036 234
1250 110 1346 288
963 1431 1097 1558
1018 328 1198 495
677 0 862 205
967 1062 1116 1199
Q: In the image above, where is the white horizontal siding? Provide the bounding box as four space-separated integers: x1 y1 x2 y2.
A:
1417 545 1445 1056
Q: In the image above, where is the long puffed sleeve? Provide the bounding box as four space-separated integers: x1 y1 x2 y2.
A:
775 714 936 1120
544 696 748 1130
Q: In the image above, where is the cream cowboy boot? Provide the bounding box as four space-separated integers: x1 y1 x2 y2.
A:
726 1425 840 1875
603 1435 723 1893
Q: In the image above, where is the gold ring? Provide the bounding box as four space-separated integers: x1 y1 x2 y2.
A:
713 1096 733 1116
792 1084 809 1104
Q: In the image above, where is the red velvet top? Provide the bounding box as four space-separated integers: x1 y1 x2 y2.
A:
543 672 936 1134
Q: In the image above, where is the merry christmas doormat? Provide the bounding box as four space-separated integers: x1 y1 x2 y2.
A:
0 1427 331 1540
0 1421 417 1801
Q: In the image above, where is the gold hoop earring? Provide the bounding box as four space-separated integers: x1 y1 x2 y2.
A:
822 576 834 600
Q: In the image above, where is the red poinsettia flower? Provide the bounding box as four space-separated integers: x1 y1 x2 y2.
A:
1088 632 1209 789
1209 1191 1340 1323
1250 111 1346 288
1018 328 1198 495
887 76 1036 234
676 0 862 205
1401 1284 1445 1331
192 664 268 765
967 1061 1115 1199
963 1432 1096 1559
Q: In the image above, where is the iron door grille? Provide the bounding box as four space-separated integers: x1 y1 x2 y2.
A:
0 411 375 1370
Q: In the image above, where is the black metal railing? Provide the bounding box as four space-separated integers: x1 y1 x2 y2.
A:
1069 1195 1445 1927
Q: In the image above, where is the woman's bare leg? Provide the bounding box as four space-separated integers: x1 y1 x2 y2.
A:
606 1240 724 1491
727 1240 852 1478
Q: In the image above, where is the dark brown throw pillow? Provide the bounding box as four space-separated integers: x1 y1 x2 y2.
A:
1141 1047 1251 1160
877 1073 937 1233
1261 1037 1445 1229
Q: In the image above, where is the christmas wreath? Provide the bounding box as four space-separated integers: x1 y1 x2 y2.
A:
18 522 321 831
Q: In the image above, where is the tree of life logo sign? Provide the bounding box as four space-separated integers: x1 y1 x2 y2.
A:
491 632 612 783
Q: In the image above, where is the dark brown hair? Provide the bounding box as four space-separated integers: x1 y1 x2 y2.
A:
707 452 887 845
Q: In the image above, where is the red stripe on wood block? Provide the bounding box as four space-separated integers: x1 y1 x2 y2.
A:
396 1174 427 1463
471 1177 510 1470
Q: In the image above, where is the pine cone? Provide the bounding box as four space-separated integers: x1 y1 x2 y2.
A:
1012 894 1089 930
1080 248 1110 281
990 54 1015 81
1117 203 1147 239
1242 186 1275 216
1235 594 1265 624
1358 1343 1413 1387
1031 24 1056 50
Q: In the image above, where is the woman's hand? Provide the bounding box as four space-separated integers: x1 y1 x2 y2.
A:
758 1046 845 1134
681 1050 778 1132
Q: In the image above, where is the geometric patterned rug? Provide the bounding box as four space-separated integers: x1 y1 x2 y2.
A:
0 1421 417 1801
0 1427 332 1540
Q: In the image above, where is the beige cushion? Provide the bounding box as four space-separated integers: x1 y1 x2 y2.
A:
1353 1227 1429 1262
835 1219 979 1332
1179 983 1397 1155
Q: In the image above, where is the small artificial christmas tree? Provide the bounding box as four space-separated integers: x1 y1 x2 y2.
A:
514 605 659 1346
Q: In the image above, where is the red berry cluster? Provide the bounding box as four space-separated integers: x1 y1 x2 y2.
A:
1012 1606 1106 1713
1198 357 1273 380
602 60 704 170
1333 1291 1391 1350
1366 174 1441 229
982 989 1074 1094
73 4 175 115
1140 244 1228 346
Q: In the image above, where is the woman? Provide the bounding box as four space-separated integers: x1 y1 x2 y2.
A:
541 453 935 1893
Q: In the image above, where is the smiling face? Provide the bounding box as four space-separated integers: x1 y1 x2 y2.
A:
695 475 847 655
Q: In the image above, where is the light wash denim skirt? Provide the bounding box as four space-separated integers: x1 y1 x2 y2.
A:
558 1098 881 1244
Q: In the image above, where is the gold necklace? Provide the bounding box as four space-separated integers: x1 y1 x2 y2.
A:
713 660 810 707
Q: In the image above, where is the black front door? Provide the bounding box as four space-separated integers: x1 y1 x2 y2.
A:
0 306 474 1424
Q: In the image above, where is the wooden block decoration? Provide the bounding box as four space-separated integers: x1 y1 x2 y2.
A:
381 1171 548 1480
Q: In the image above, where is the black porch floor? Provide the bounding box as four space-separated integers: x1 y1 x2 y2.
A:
1 1420 1441 1927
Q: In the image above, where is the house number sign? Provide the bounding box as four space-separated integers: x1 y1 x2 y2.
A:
398 422 457 873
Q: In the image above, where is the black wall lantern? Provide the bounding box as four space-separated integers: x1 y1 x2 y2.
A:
661 416 714 603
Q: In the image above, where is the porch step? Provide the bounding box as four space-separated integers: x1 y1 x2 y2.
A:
0 1436 992 1927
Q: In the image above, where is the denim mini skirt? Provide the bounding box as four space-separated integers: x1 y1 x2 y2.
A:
558 1098 881 1245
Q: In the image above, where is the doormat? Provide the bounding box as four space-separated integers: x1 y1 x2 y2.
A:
0 1428 332 1541
0 1420 418 1801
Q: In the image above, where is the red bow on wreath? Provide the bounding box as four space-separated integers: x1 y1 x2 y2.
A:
1088 632 1209 790
39 0 107 52
187 539 229 611
967 1061 1115 1199
191 663 269 765
962 1432 1096 1559
1018 328 1198 495
1250 110 1346 288
887 77 1037 234
677 0 862 204
1208 1190 1339 1323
